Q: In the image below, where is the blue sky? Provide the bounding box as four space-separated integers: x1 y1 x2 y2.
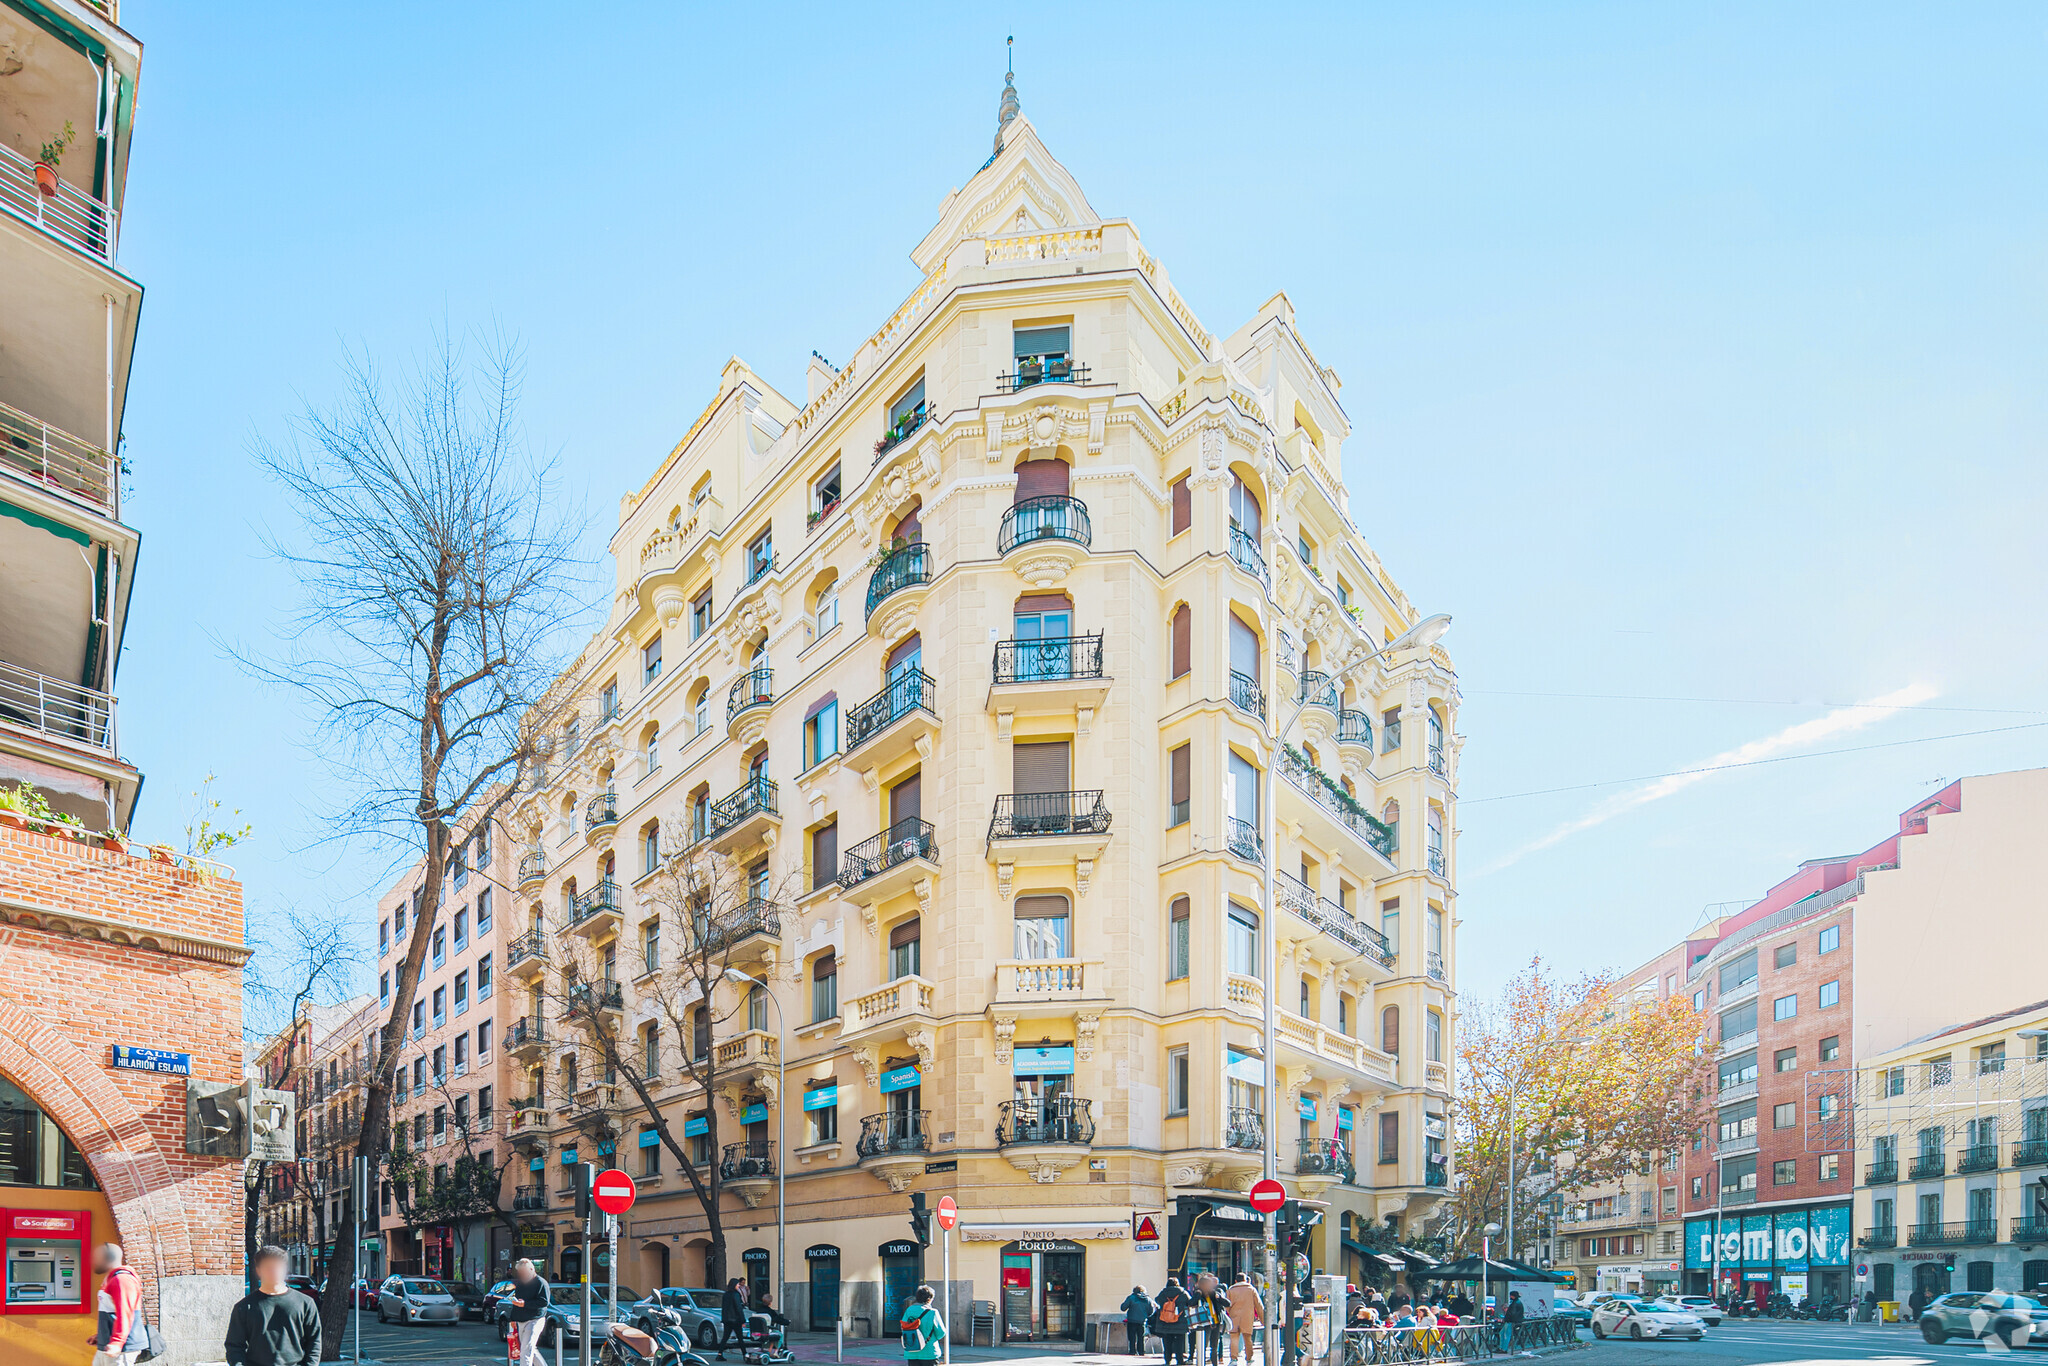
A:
110 3 2048 1004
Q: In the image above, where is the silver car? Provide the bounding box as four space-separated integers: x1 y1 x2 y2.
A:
377 1275 463 1326
544 1283 642 1346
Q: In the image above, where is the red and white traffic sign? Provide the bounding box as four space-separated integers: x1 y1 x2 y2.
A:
593 1169 637 1216
935 1196 959 1231
1248 1179 1286 1214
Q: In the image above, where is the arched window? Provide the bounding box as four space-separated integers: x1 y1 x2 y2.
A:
641 823 660 877
0 1076 97 1188
644 724 660 774
1170 604 1191 680
1168 896 1191 981
810 953 838 1024
691 682 711 735
1382 1005 1401 1057
643 1023 661 1078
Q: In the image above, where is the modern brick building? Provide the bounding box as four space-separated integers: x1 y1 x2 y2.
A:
1 1 251 1363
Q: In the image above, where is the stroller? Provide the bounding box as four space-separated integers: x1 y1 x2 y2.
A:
738 1310 795 1365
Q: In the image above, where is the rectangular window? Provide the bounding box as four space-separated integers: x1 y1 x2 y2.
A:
600 680 619 722
641 920 660 974
1167 1046 1190 1115
1718 1101 1758 1144
1718 1051 1759 1090
1819 979 1840 1008
1378 1111 1399 1165
453 1032 468 1073
811 955 838 1023
1773 993 1798 1021
1819 1153 1840 1181
1168 897 1190 981
1818 924 1840 954
1772 1047 1795 1072
1170 476 1191 536
812 462 843 523
379 972 390 1007
888 918 921 979
643 634 663 686
1692 988 1706 1012
814 582 840 637
412 1001 425 1038
476 953 493 1001
431 986 447 1028
1979 1041 2008 1075
431 927 446 967
747 528 774 583
478 1021 491 1061
1774 943 1796 969
1774 1102 1796 1129
453 971 469 1014
1720 1000 1758 1039
807 1083 839 1145
1820 1035 1840 1063
1719 949 1759 992
690 588 713 639
1168 743 1191 827
804 702 840 769
1226 904 1260 979
453 908 468 950
476 888 491 933
379 920 389 955
1768 1159 1793 1185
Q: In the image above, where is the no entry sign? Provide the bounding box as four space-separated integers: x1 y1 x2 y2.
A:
1248 1179 1286 1214
593 1169 637 1216
935 1196 959 1231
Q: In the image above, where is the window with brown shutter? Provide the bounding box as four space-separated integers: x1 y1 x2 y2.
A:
1014 895 1070 920
1171 605 1191 679
812 953 836 979
1382 1004 1401 1056
1170 476 1191 535
1169 744 1191 825
1013 592 1073 617
1379 1110 1399 1164
888 917 921 949
1014 457 1071 500
1013 741 1071 794
886 633 923 671
1171 895 1190 922
811 821 838 890
889 772 922 826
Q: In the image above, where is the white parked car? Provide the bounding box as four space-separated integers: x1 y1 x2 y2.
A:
1654 1295 1723 1326
1592 1299 1706 1341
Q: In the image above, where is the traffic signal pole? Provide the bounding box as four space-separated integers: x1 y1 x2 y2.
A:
576 1161 594 1366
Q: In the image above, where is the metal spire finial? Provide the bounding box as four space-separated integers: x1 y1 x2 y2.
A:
994 35 1020 156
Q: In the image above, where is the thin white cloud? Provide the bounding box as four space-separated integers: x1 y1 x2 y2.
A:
1483 682 1940 871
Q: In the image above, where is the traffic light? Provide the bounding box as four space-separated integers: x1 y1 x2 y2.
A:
574 1162 595 1221
1276 1199 1325 1267
909 1191 932 1247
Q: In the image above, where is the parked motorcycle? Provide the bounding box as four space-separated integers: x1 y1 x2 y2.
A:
600 1304 708 1366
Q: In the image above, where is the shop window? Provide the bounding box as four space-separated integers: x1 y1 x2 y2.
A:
0 1077 98 1188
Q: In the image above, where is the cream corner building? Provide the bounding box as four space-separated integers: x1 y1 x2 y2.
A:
506 87 1459 1342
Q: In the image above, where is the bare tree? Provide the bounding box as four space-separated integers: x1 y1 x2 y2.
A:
248 337 581 1357
241 910 359 1285
538 826 796 1290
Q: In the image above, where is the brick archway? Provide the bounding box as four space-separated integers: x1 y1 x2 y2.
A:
0 994 197 1293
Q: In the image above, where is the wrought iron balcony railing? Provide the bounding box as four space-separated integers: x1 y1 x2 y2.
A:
996 360 1090 392
1229 525 1267 583
1226 816 1263 863
846 669 935 750
720 1141 775 1180
728 668 774 721
1424 1162 1450 1188
517 851 546 883
993 633 1104 685
1225 1106 1265 1151
997 1095 1095 1147
569 879 619 926
2014 1217 2048 1242
841 818 936 886
1276 746 1397 859
1957 1144 1999 1174
988 791 1112 841
2016 1139 2048 1167
505 1016 546 1050
874 404 927 464
1429 746 1448 777
1864 1160 1897 1185
567 980 623 1013
584 790 618 832
710 776 778 834
701 898 781 953
1296 672 1338 712
513 1185 548 1212
1857 1226 1896 1248
1908 1152 1947 1179
857 1110 930 1157
999 495 1092 554
865 542 932 618
1297 1138 1356 1183
1337 710 1373 746
1230 669 1266 721
1909 1221 1995 1246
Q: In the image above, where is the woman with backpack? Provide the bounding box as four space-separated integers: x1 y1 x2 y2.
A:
900 1285 945 1364
1154 1276 1192 1366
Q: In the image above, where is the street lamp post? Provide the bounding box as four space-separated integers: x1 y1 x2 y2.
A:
1260 613 1451 1355
725 968 787 1315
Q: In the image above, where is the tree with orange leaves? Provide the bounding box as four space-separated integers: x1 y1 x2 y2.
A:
1445 957 1718 1258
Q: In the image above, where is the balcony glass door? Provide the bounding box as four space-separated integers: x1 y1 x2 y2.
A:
1014 603 1072 681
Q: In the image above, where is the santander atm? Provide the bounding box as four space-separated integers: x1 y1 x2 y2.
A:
3 1210 88 1313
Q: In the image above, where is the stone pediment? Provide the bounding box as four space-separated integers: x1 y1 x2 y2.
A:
911 115 1101 274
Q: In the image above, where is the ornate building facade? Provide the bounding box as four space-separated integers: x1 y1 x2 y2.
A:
507 90 1459 1344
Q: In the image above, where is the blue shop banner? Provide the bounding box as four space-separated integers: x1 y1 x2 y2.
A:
1299 1097 1318 1121
880 1066 921 1094
683 1116 709 1137
740 1103 768 1124
639 1130 661 1148
1013 1046 1074 1077
804 1085 839 1111
560 1148 577 1165
1336 1107 1354 1132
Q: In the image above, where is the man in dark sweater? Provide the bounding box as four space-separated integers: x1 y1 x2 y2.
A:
225 1245 321 1366
507 1258 551 1366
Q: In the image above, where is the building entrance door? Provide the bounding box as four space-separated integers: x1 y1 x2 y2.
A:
1913 1263 1950 1301
1000 1240 1085 1342
881 1242 922 1337
806 1246 840 1330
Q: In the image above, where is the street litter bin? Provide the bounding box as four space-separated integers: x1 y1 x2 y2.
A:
1880 1301 1900 1323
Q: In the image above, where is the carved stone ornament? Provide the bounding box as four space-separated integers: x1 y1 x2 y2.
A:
1075 1013 1101 1061
1166 1160 1213 1187
992 1015 1017 1064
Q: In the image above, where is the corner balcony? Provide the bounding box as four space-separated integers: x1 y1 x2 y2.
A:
845 669 937 772
1228 525 1268 586
1295 1137 1356 1195
707 776 779 852
996 360 1091 393
584 790 618 840
0 140 118 266
1277 1009 1397 1087
727 668 775 747
505 1016 548 1060
507 929 549 980
517 851 546 889
1276 747 1397 871
702 897 782 966
1336 710 1373 753
998 495 1092 588
865 542 932 638
720 1141 776 1208
989 633 1111 716
872 403 927 466
857 1110 930 1191
1275 872 1395 970
567 879 622 943
0 398 118 517
1229 670 1266 722
841 818 938 908
997 1096 1095 1183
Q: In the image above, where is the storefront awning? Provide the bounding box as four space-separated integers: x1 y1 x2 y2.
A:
1392 1247 1440 1269
1342 1239 1405 1270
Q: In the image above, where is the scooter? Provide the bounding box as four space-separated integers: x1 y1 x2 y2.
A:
601 1304 709 1366
737 1310 796 1365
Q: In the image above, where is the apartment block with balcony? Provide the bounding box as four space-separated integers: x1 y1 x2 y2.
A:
501 85 1459 1340
1854 1002 2048 1307
372 811 523 1284
254 997 379 1280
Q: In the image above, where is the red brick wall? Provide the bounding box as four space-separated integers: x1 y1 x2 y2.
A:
0 826 247 1303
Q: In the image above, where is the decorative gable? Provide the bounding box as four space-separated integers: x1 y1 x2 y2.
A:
910 115 1101 274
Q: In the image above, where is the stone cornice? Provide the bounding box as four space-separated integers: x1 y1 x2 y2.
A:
0 894 252 966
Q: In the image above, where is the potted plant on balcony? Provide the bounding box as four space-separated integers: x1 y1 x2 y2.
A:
0 785 28 831
33 121 75 198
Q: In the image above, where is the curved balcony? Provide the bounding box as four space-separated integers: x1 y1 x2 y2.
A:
516 851 547 888
873 403 927 465
841 818 938 907
568 879 621 940
865 542 932 631
999 495 1092 555
708 776 779 851
720 1139 777 1207
1225 1106 1265 1152
857 1110 930 1191
845 669 937 770
1296 1137 1356 1187
512 1184 548 1213
997 1096 1095 1182
1229 669 1266 722
584 791 618 837
1277 746 1397 868
1229 525 1268 585
728 668 774 722
1275 871 1394 969
1226 816 1263 864
1295 672 1338 713
1336 710 1373 750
